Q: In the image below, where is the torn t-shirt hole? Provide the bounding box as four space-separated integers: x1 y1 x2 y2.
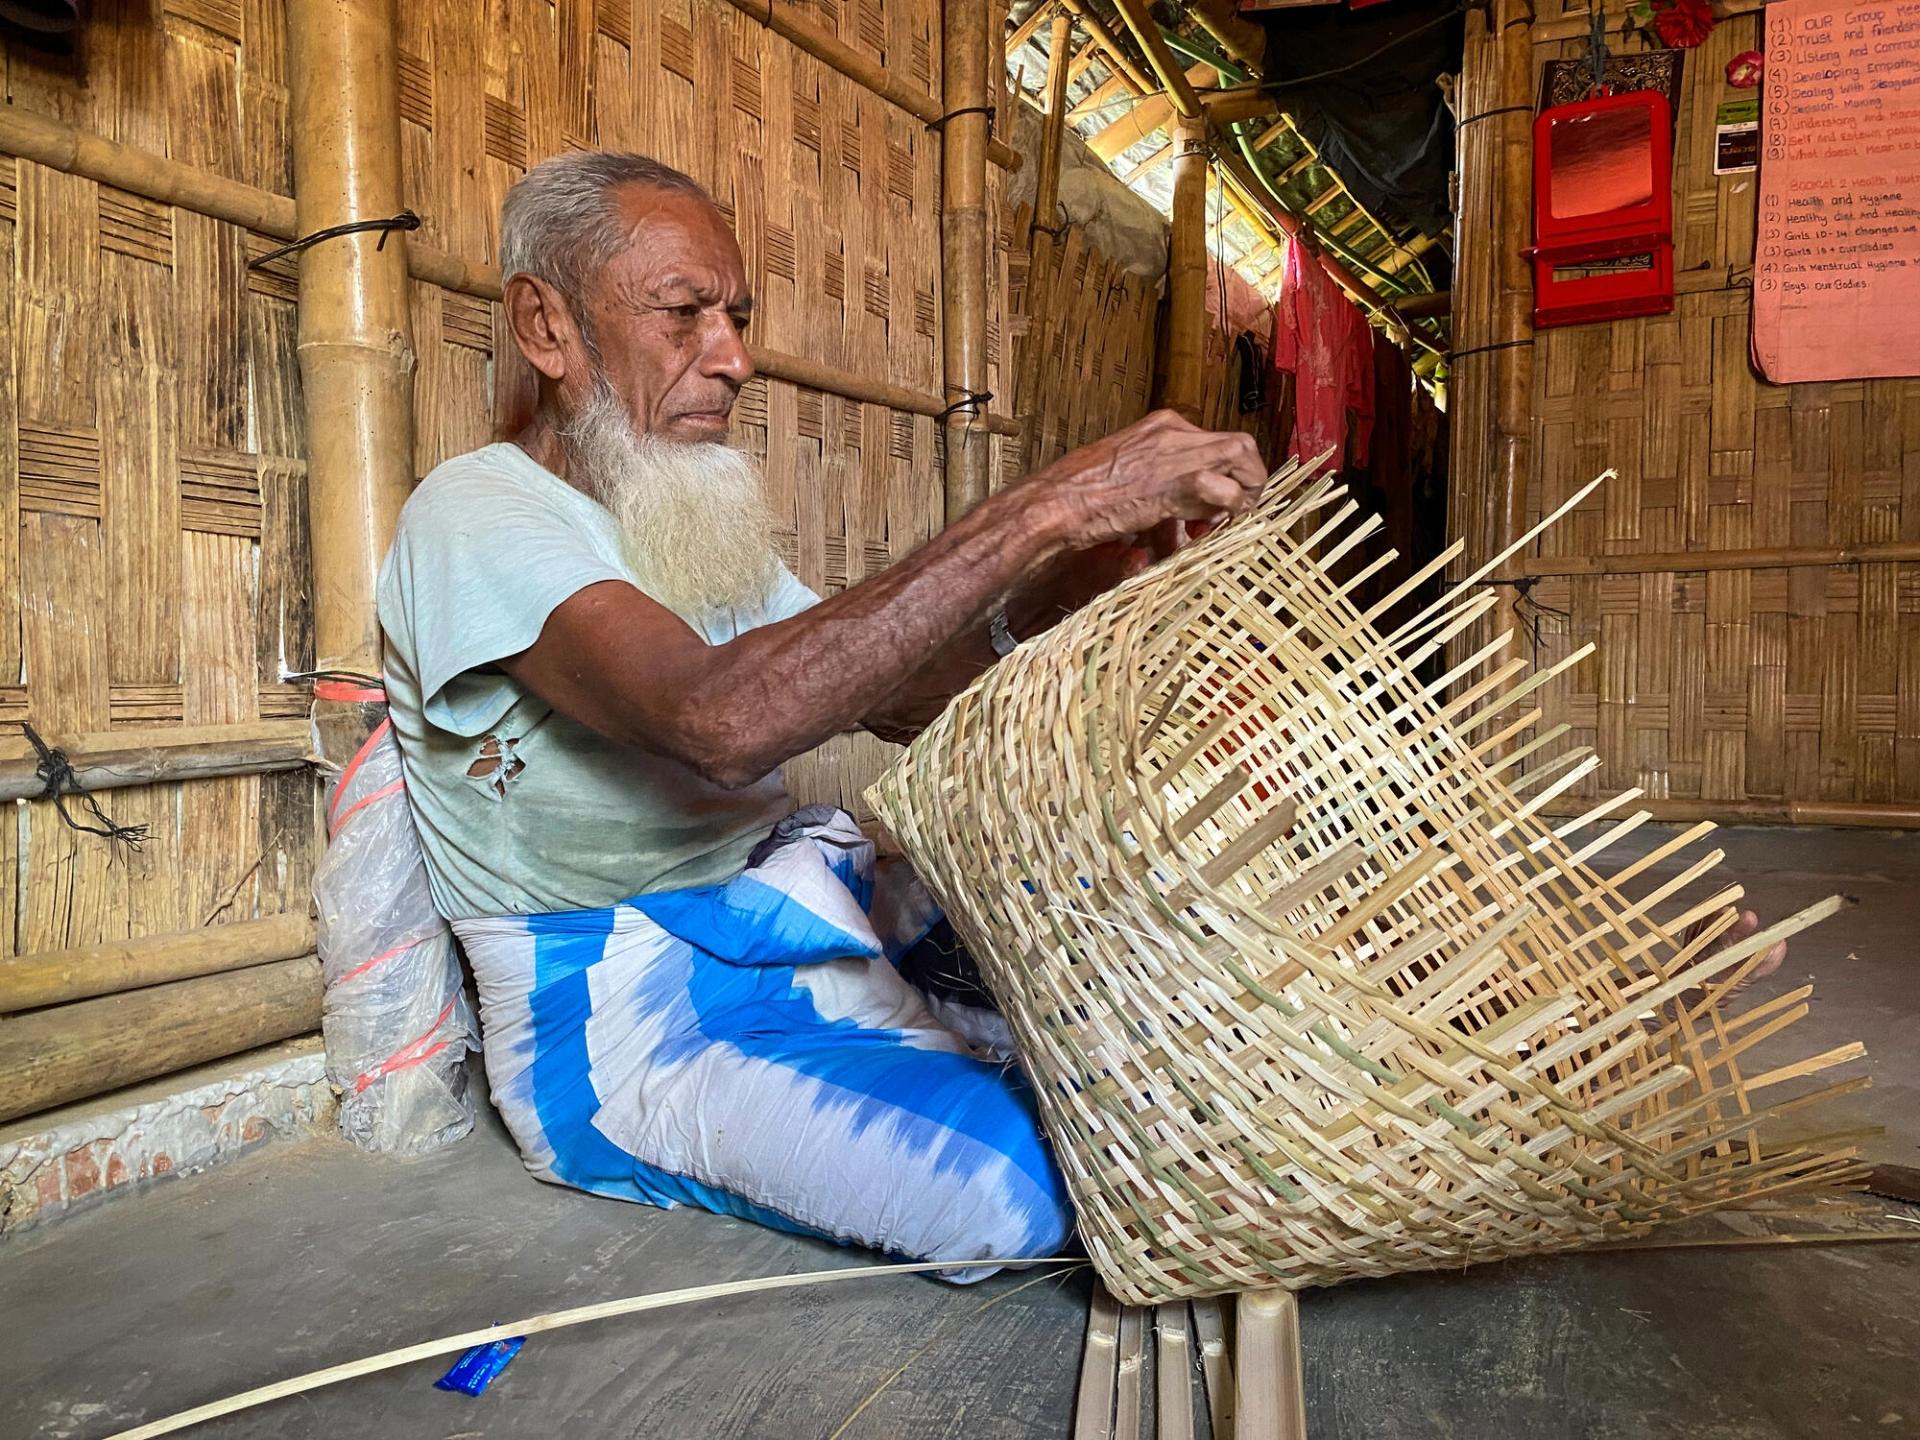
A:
466 734 526 798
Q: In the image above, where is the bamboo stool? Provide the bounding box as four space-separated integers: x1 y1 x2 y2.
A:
869 454 1867 1325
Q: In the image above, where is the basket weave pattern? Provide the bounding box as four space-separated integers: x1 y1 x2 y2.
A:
867 458 1865 1302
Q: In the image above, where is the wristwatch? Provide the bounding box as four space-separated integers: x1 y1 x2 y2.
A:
988 603 1017 658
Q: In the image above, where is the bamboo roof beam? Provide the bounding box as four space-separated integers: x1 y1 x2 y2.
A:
1004 0 1057 55
1087 61 1213 162
1188 0 1268 71
1107 0 1205 118
1118 139 1172 185
1304 185 1344 217
1201 89 1278 127
1065 38 1100 88
1057 0 1157 96
1068 71 1133 124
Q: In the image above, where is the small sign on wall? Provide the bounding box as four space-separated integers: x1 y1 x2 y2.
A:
1714 98 1759 175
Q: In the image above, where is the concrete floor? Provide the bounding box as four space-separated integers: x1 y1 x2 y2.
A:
2 825 1916 1440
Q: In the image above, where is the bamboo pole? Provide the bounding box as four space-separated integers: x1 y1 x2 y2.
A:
1390 290 1453 321
0 958 323 1125
1161 114 1210 422
1488 0 1536 558
1515 539 1920 577
286 0 416 680
719 0 1020 171
1014 9 1074 460
942 0 995 523
0 914 317 1014
1538 798 1920 830
0 726 312 802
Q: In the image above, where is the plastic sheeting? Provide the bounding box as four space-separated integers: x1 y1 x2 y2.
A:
316 714 477 1156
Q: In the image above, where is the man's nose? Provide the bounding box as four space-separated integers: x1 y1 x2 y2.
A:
701 318 754 387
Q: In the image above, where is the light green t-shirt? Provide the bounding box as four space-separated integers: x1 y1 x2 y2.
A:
376 442 820 920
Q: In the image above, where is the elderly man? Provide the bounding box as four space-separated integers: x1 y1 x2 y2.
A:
377 150 1270 1271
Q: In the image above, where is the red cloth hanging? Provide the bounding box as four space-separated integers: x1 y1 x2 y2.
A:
1269 236 1375 471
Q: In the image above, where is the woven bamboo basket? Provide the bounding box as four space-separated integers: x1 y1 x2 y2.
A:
867 456 1868 1303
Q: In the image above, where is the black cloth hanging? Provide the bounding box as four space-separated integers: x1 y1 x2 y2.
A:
1252 0 1463 250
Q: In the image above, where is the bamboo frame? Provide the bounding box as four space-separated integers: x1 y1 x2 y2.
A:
0 724 312 803
718 0 1020 170
0 110 1017 459
1515 540 1920 577
1539 798 1920 830
942 0 995 522
0 914 316 1014
869 459 1865 1302
0 958 323 1124
286 0 416 677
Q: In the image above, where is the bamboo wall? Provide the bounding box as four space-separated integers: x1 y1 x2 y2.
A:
1452 9 1920 815
1006 199 1160 469
0 5 316 968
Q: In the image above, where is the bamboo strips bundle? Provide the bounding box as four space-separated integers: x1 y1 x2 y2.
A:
868 457 1866 1302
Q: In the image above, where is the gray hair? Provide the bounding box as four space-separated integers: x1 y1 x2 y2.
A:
499 151 711 321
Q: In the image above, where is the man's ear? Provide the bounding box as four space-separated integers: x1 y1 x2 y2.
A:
503 273 579 383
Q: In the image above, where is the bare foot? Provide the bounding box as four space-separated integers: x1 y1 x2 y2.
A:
1644 910 1788 1031
1684 909 1788 996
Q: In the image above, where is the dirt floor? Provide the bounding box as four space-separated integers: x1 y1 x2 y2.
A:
2 825 1915 1439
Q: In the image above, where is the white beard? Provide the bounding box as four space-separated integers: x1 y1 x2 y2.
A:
560 381 779 622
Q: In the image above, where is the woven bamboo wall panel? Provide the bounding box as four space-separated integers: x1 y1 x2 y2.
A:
1006 201 1160 470
0 11 315 963
1457 13 1920 808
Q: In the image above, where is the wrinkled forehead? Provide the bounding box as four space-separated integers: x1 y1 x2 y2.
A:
600 183 747 298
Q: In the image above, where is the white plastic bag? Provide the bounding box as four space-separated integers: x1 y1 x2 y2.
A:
315 716 477 1155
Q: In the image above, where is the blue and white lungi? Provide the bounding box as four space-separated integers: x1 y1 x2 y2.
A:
451 808 1073 1274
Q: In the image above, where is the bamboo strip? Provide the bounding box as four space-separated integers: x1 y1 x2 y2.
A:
106 1258 1082 1440
1073 1287 1124 1440
1155 1303 1195 1440
1234 1291 1308 1440
0 913 315 1013
0 958 322 1124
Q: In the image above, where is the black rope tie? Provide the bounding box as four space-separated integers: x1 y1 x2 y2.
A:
938 389 994 423
247 210 423 270
1458 103 1534 128
1447 335 1535 362
927 104 996 135
20 723 148 852
1480 576 1570 657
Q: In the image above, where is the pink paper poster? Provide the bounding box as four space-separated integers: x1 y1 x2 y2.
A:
1752 0 1920 382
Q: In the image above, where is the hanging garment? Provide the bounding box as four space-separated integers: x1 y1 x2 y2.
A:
1271 236 1375 470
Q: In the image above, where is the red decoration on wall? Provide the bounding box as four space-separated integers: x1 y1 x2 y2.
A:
1726 50 1764 87
1527 88 1676 328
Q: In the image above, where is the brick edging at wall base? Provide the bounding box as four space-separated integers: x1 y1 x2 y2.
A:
0 1042 334 1237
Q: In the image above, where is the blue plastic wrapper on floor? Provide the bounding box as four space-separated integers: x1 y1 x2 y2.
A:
434 1336 525 1396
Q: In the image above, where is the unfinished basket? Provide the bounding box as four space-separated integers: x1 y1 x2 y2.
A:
867 456 1868 1303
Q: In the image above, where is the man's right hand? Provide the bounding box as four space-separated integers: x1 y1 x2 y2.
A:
1018 409 1269 557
